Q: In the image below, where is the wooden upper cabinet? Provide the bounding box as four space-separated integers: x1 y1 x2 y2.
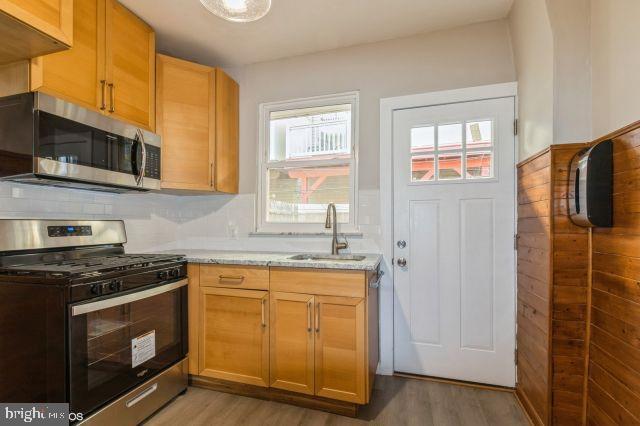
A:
156 54 214 191
30 0 103 111
105 0 154 130
214 69 239 193
314 295 366 404
199 287 269 387
156 54 239 193
270 292 315 395
0 0 155 130
0 0 73 64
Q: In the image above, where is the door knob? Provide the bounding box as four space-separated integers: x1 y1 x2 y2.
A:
397 240 406 248
396 258 407 267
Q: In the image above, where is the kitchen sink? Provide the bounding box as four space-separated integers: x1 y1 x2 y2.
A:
288 254 366 262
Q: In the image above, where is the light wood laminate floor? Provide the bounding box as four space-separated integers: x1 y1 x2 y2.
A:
146 375 530 425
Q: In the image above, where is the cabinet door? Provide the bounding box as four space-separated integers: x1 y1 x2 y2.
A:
213 69 239 194
31 0 105 112
0 0 73 63
105 0 154 130
199 287 269 387
315 296 366 403
157 55 214 191
270 292 314 395
0 0 73 42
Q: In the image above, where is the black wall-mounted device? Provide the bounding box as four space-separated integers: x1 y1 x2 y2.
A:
568 140 613 227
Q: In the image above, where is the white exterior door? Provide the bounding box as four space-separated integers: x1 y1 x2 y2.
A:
392 97 516 386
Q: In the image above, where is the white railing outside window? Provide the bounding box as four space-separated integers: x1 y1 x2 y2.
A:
286 120 350 159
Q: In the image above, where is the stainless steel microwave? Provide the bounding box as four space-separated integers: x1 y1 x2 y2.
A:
0 92 161 192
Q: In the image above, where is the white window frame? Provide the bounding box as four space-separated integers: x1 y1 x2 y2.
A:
256 91 359 234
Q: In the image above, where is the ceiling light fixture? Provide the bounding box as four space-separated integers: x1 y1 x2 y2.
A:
200 0 271 23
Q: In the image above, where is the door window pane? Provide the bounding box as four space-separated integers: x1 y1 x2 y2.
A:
438 153 462 180
466 151 493 179
411 154 435 182
466 121 492 148
411 126 435 151
267 166 350 223
410 119 494 183
438 123 462 150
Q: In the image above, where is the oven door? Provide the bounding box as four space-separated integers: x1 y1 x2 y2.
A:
68 279 188 416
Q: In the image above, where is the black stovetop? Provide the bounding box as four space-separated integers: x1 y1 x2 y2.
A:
0 246 184 279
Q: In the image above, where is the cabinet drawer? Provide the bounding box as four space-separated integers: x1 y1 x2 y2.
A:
270 268 365 298
200 264 269 290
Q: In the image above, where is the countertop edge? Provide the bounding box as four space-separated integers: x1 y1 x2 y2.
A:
176 254 382 271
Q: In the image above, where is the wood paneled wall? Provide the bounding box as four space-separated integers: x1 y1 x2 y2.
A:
517 149 552 425
550 145 591 425
516 144 592 425
588 126 640 425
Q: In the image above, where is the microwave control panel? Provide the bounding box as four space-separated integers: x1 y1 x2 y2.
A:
144 145 161 180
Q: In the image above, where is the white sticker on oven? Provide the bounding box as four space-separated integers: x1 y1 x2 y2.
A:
132 330 156 368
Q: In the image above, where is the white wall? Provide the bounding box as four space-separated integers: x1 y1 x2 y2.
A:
508 0 555 160
591 0 640 138
510 0 640 158
228 19 516 193
546 0 592 144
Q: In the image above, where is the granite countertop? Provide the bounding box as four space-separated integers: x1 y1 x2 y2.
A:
157 250 382 271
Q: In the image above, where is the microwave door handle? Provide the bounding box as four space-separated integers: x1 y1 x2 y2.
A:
135 129 147 186
71 279 188 316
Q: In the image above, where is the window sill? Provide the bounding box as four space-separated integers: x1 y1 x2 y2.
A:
250 231 364 238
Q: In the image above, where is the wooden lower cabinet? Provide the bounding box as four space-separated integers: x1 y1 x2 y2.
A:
314 296 366 404
198 287 269 387
191 264 379 413
269 292 315 395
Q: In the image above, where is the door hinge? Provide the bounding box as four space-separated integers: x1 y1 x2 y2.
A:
514 119 519 136
514 234 518 250
515 348 518 366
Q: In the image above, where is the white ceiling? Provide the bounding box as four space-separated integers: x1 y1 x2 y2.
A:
120 0 514 67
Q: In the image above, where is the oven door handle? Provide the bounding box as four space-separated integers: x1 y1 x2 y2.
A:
71 279 188 316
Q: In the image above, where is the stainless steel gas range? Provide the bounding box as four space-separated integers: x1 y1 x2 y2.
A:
0 219 188 425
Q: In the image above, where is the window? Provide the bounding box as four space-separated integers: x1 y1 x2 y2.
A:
257 92 359 233
410 119 494 182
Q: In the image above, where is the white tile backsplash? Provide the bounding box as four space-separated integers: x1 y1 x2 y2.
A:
0 182 381 254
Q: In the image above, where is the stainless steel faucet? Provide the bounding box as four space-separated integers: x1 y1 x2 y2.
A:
325 203 348 255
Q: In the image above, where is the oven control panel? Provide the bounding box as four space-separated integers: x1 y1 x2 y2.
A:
70 262 187 303
48 225 92 237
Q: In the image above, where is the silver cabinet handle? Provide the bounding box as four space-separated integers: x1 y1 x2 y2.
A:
210 162 214 188
126 383 157 408
218 275 244 284
261 298 266 327
100 80 107 110
397 240 406 248
307 301 312 332
396 258 407 267
108 83 115 113
315 302 320 333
